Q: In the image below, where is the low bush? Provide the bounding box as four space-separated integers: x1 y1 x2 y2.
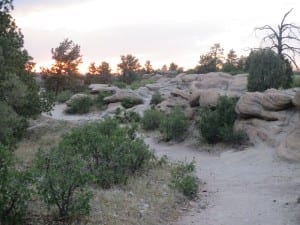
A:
112 80 127 89
150 91 163 105
141 109 164 130
197 96 247 144
121 98 141 109
159 107 188 141
59 119 153 188
115 110 141 124
34 147 93 220
170 161 198 199
65 95 93 114
0 145 31 225
95 91 111 109
56 90 73 103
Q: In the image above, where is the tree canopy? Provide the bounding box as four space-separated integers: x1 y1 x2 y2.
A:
0 0 53 144
117 54 141 84
41 39 82 94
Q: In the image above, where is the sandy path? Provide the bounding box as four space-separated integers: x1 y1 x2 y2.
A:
145 138 300 225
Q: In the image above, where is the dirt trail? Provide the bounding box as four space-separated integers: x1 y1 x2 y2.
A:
145 138 300 225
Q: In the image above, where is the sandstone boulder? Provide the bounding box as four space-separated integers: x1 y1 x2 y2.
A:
292 90 300 108
104 89 144 104
277 128 300 162
235 89 294 120
89 84 118 94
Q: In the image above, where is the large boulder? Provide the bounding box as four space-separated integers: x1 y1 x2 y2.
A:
104 89 144 104
277 128 300 162
235 89 294 120
89 84 118 94
292 90 300 108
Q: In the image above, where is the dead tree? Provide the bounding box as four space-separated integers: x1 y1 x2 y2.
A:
256 8 300 68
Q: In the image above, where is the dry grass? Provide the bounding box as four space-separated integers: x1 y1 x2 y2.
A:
14 116 78 168
87 165 186 225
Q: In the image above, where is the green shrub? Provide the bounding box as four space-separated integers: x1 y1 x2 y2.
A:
115 110 141 124
150 91 163 105
159 107 188 141
292 75 300 87
56 90 73 103
121 98 141 109
34 147 93 219
129 79 154 90
197 96 247 144
0 145 31 225
65 96 93 114
95 91 111 109
0 101 28 147
170 161 198 199
141 109 164 130
112 80 127 89
59 119 153 188
247 48 292 91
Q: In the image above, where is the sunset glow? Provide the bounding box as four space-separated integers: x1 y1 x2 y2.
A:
13 0 300 73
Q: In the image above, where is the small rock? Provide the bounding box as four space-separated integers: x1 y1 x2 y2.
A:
297 197 300 204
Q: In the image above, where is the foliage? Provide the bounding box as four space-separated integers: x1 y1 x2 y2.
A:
65 95 93 114
247 48 292 91
34 147 93 219
141 109 164 130
222 49 245 74
0 101 28 147
150 91 163 105
292 75 300 87
56 90 73 103
121 97 141 109
0 0 52 144
85 61 112 84
129 79 154 90
197 96 247 144
94 91 111 109
0 144 31 225
195 43 224 73
143 60 154 74
170 161 198 199
117 54 141 84
115 110 141 124
159 107 188 141
112 80 127 89
59 119 153 188
41 39 83 95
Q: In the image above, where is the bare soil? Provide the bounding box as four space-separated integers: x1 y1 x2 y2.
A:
145 138 300 225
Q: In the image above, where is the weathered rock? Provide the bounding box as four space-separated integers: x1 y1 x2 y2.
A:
156 97 189 114
235 89 294 120
89 84 118 94
171 89 190 101
66 93 90 106
104 89 144 104
292 90 300 108
277 128 300 162
105 102 123 114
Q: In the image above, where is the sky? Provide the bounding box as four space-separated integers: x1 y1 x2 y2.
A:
12 0 300 73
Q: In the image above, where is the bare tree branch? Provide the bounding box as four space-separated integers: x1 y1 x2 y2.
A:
255 8 300 68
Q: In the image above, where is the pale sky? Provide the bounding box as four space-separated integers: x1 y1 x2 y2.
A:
13 0 300 73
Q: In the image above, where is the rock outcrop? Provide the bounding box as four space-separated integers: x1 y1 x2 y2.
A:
89 84 118 94
104 89 144 104
235 89 294 120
